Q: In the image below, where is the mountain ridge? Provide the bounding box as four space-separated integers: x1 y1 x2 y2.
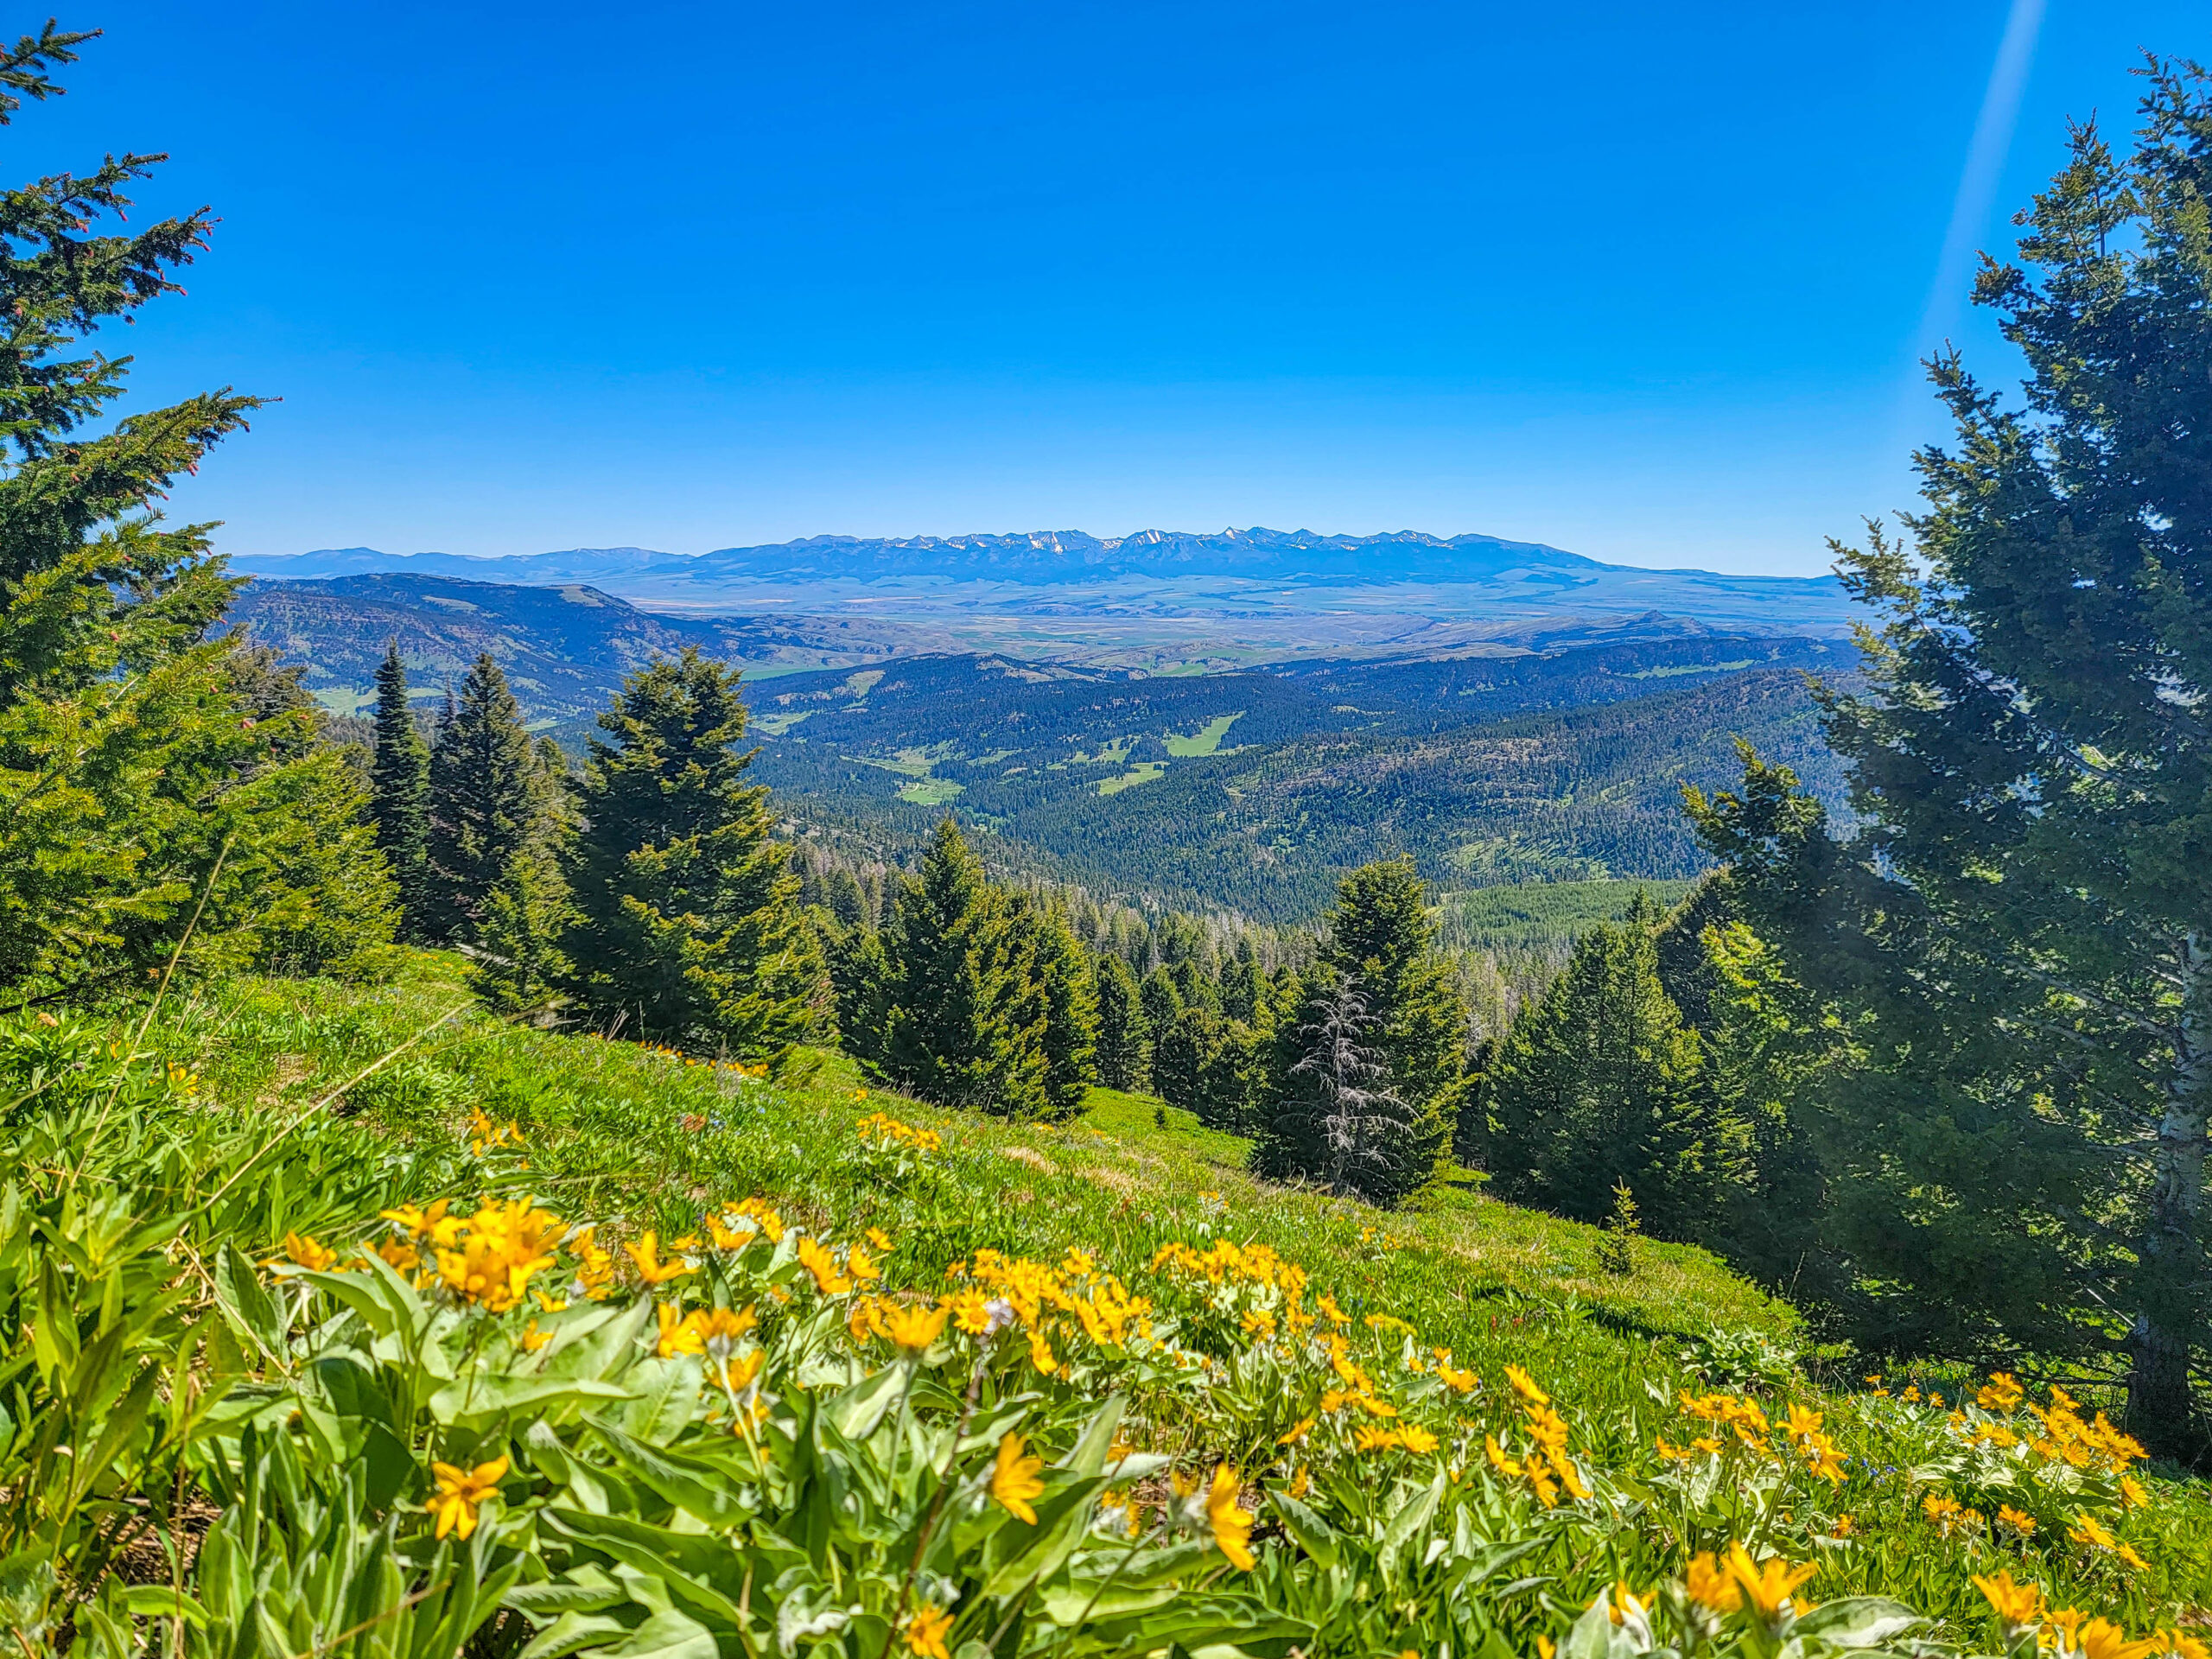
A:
233 527 1840 594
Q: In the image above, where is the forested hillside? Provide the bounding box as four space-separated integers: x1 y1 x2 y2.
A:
229 573 952 721
750 659 1843 917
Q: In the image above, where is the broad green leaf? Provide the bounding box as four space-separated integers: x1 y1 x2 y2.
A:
823 1360 906 1441
1791 1597 1923 1649
1268 1490 1338 1568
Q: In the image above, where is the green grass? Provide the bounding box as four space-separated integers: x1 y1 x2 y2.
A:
1435 875 1700 951
1097 760 1167 796
1164 711 1244 756
897 778 964 804
97 959 2212 1627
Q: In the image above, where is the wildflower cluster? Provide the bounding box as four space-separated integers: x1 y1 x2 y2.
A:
1974 1571 2209 1659
1662 1389 1845 1484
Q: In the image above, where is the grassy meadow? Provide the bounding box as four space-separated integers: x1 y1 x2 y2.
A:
11 950 2198 1655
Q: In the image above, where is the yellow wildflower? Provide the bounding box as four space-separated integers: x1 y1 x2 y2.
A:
519 1320 553 1354
883 1301 949 1357
283 1231 339 1271
991 1433 1046 1524
903 1604 954 1659
656 1300 702 1358
943 1287 993 1334
377 1236 421 1274
426 1453 509 1540
1503 1363 1549 1406
867 1226 894 1253
1205 1465 1255 1570
626 1230 693 1287
1398 1425 1439 1455
1278 1414 1316 1446
1686 1552 1740 1612
848 1243 882 1283
1998 1504 2037 1535
2119 1474 2150 1510
1722 1543 1815 1619
1353 1425 1402 1452
1977 1372 2025 1411
797 1236 852 1295
1973 1571 2043 1631
1923 1493 1981 1537
2075 1620 2160 1659
1435 1360 1477 1394
1027 1326 1058 1375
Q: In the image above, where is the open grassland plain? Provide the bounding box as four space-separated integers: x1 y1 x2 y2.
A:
8 957 2208 1656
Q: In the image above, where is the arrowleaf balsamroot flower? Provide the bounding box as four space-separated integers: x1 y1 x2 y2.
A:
991 1432 1046 1524
1973 1570 2044 1633
282 1231 338 1271
797 1236 852 1294
1722 1542 1816 1619
1686 1552 1740 1612
426 1454 509 1540
1027 1327 1058 1375
1206 1465 1255 1570
2073 1619 2161 1659
625 1230 693 1286
883 1301 949 1357
1503 1363 1548 1406
903 1604 954 1659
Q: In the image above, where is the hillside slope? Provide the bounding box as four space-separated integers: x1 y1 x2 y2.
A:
227 573 955 721
53 960 2204 1649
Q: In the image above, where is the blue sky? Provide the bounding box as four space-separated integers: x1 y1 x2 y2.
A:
16 1 2207 574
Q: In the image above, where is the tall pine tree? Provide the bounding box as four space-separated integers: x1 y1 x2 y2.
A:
1252 859 1466 1204
1483 894 1734 1238
1688 64 2212 1447
0 24 391 990
426 653 537 944
369 641 433 941
564 649 822 1056
878 819 1049 1115
1092 951 1150 1090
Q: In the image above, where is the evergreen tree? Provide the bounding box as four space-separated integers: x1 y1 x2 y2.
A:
1483 896 1732 1237
879 819 1047 1113
369 641 433 940
1153 1003 1220 1117
474 842 573 1014
0 25 392 990
1092 952 1150 1091
473 735 575 1013
564 649 823 1056
827 918 893 1066
426 653 536 944
1690 67 2212 1447
1253 859 1465 1200
1011 898 1098 1118
1139 967 1183 1045
1197 1016 1266 1135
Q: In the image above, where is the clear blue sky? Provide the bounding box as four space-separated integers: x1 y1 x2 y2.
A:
16 1 2207 574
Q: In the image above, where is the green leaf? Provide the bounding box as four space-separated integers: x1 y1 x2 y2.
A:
614 1356 702 1445
1376 1467 1444 1573
823 1360 906 1442
118 1584 208 1625
1790 1597 1923 1649
1268 1490 1338 1568
585 1608 722 1659
1061 1395 1127 1478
